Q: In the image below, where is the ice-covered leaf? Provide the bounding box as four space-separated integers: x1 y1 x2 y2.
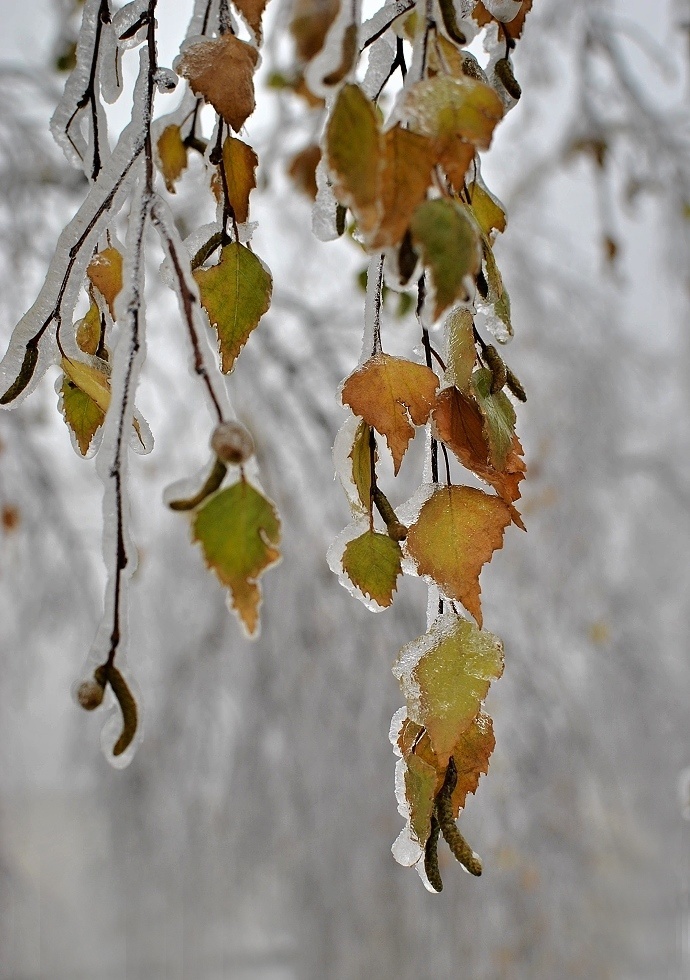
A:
290 0 340 61
479 238 513 341
194 243 272 373
410 199 481 321
325 84 381 236
404 75 503 190
395 613 504 759
405 753 438 846
233 0 270 42
469 179 506 238
177 35 259 132
472 367 515 470
350 419 373 511
448 711 496 816
342 529 402 607
341 354 440 474
473 0 532 37
61 377 105 455
323 23 359 86
431 386 525 520
61 356 111 415
444 308 476 392
193 480 281 637
156 124 188 193
370 126 436 249
87 247 123 318
75 300 102 355
221 136 258 224
405 485 511 625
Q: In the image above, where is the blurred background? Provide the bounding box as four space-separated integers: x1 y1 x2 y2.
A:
1 0 689 976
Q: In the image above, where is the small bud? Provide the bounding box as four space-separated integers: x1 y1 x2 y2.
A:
211 421 255 465
77 678 105 711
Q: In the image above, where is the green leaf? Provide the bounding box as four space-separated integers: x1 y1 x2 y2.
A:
411 199 481 321
193 480 281 637
472 368 516 471
405 753 438 846
194 243 272 373
325 83 382 236
395 613 504 761
349 419 373 512
61 378 105 455
342 529 402 607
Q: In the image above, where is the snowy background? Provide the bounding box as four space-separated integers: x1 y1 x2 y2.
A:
1 0 689 976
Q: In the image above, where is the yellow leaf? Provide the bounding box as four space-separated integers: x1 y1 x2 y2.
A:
342 530 402 607
405 753 438 846
325 83 382 236
444 308 476 392
341 354 440 475
221 135 258 224
193 243 272 373
193 480 281 636
468 179 507 238
75 300 102 356
61 356 110 415
395 613 504 760
349 419 373 511
405 485 511 625
87 247 123 318
404 75 504 152
177 34 259 132
156 124 188 194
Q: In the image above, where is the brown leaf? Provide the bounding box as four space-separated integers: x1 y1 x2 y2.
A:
288 144 321 199
87 247 123 318
341 354 440 474
177 34 258 132
233 0 270 42
473 0 533 38
221 136 258 223
369 126 436 249
448 711 496 815
431 386 525 524
290 0 340 61
405 485 511 626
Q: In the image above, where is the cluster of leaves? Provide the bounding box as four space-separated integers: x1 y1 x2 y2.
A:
0 0 532 884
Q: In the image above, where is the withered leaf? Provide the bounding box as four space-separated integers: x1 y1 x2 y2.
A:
341 354 440 474
290 0 340 62
370 126 436 250
233 0 270 42
87 247 123 318
177 35 259 132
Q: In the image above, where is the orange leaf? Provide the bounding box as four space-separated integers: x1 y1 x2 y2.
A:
473 0 533 38
221 135 258 223
341 354 440 474
404 76 504 153
405 485 511 626
431 386 525 522
87 247 123 318
370 126 436 249
177 34 258 132
448 710 496 816
156 124 188 193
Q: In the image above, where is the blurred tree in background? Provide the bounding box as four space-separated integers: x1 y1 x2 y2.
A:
1 0 689 977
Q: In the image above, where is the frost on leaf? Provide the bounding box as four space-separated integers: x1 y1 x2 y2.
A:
444 308 476 392
404 76 503 187
156 124 188 193
61 356 146 450
61 377 105 455
194 243 272 373
193 480 281 637
394 613 504 760
410 199 481 321
87 247 123 318
325 84 381 237
431 386 525 521
221 136 258 224
177 35 259 132
341 354 440 474
342 529 402 608
405 485 511 626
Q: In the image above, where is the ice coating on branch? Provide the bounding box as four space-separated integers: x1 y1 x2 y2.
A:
151 200 233 421
392 757 425 866
362 34 397 101
304 0 361 98
112 0 151 48
313 159 341 242
361 254 385 362
154 68 179 94
99 23 124 106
